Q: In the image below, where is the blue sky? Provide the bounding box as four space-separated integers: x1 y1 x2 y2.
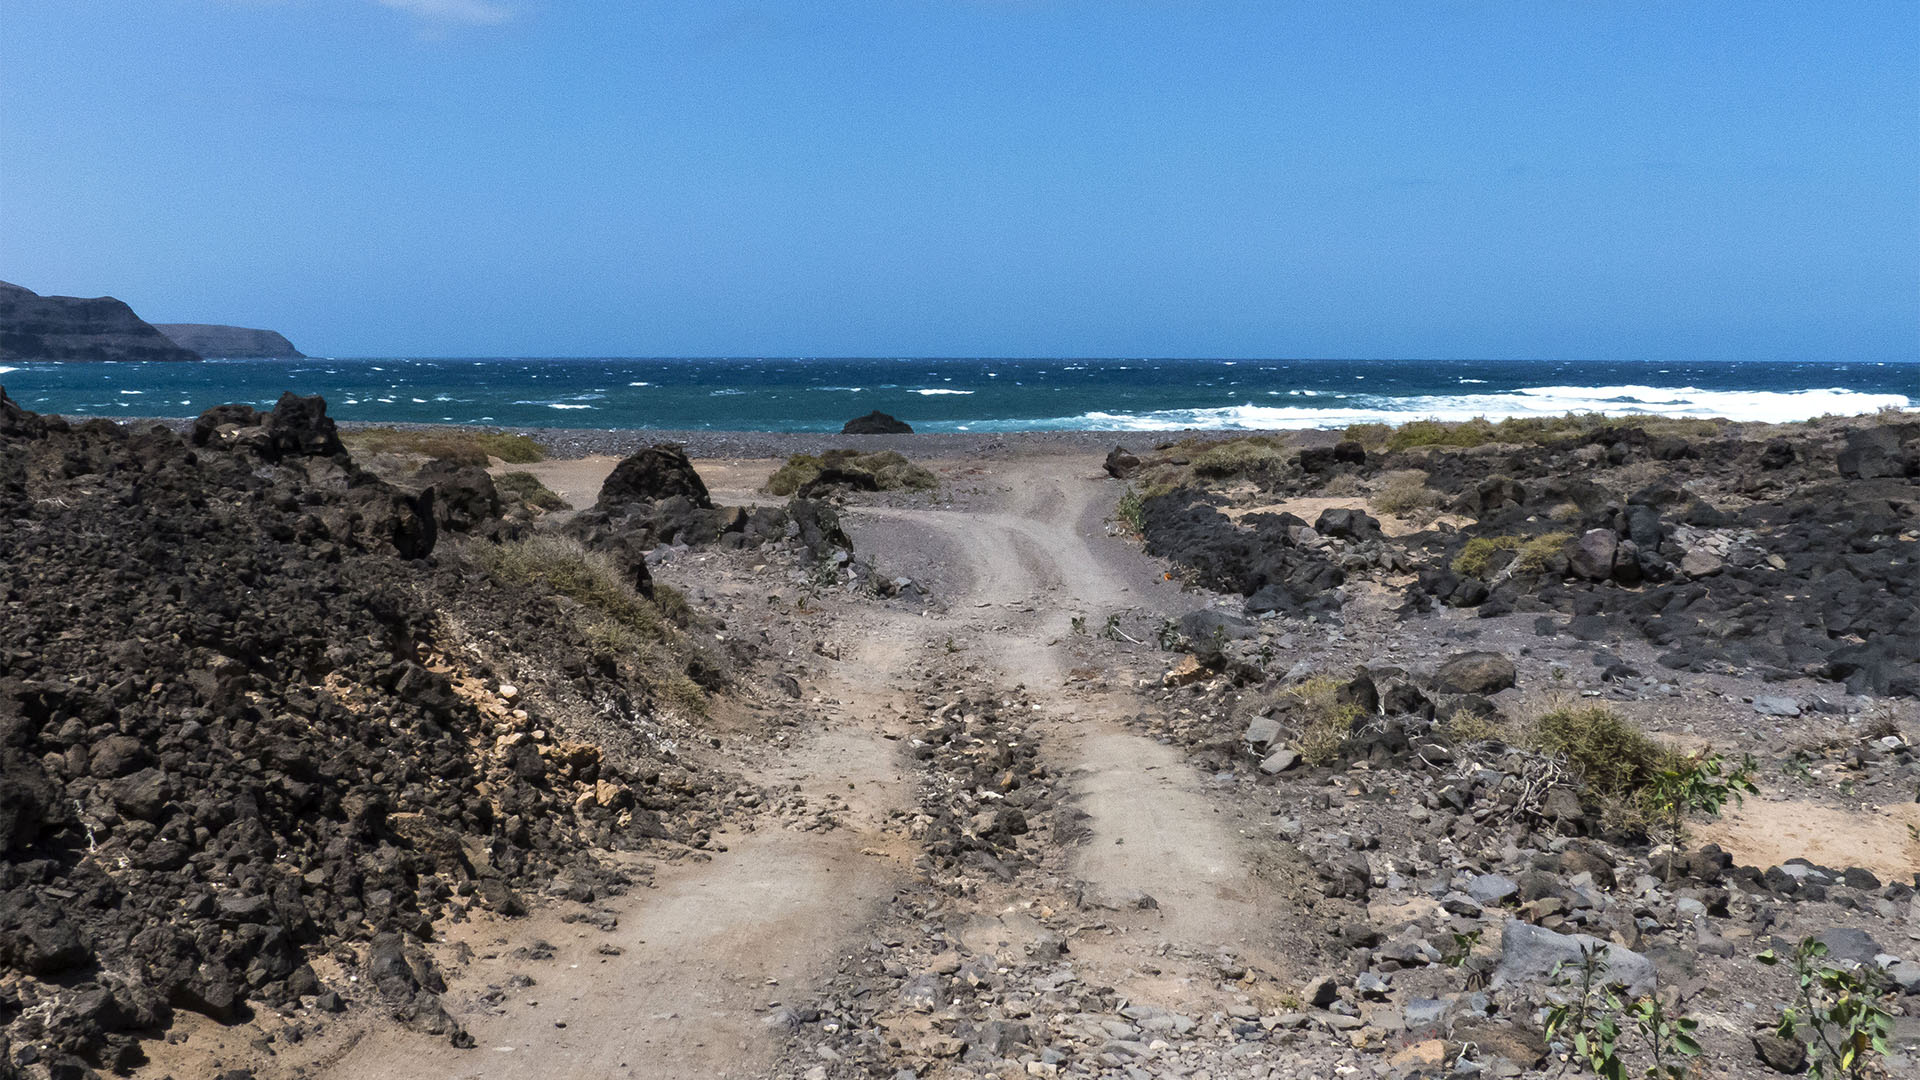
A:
2 2 1915 360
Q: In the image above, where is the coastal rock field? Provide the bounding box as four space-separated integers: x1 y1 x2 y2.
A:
1 394 1916 1080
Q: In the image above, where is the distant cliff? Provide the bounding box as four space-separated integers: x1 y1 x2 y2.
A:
155 323 305 359
0 281 202 362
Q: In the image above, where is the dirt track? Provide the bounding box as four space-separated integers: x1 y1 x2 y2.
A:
262 453 1293 1079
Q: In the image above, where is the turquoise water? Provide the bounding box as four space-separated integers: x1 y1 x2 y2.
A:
1 356 1913 431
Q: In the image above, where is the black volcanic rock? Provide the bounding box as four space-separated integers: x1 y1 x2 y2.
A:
595 445 713 510
0 391 717 1070
842 410 913 435
154 323 304 359
0 280 202 362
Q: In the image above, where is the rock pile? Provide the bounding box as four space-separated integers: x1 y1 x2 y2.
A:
0 391 716 1076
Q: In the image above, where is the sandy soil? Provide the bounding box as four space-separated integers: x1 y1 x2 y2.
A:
1699 800 1920 882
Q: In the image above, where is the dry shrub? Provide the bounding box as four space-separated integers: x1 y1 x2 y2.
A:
1287 676 1364 765
1371 469 1443 517
1343 422 1392 449
494 471 570 512
1190 437 1288 478
1319 473 1364 497
1443 708 1503 744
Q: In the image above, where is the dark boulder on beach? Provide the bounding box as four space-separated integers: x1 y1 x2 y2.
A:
0 280 203 363
154 323 304 359
842 410 913 435
1105 445 1141 478
596 444 713 509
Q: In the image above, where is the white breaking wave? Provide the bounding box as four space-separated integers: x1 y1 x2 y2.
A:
0 366 16 375
935 386 1912 432
548 403 594 410
912 388 975 395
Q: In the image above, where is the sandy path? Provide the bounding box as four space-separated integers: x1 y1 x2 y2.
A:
319 720 907 1080
302 453 1287 1079
845 457 1294 976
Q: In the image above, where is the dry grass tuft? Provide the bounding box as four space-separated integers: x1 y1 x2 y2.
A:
1287 676 1364 766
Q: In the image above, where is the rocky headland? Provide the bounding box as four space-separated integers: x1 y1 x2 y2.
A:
0 282 201 363
153 325 304 360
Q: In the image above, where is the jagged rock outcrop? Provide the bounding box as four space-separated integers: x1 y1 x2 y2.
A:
0 281 201 363
153 323 304 359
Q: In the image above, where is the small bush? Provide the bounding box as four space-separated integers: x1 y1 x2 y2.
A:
1288 676 1364 766
1386 417 1498 450
1443 708 1503 744
494 471 570 511
1514 531 1573 573
1319 473 1364 497
1527 706 1679 799
1114 487 1145 535
1371 469 1443 517
1452 535 1524 577
1451 532 1570 577
766 449 937 495
342 426 546 465
1190 437 1287 478
1343 422 1392 449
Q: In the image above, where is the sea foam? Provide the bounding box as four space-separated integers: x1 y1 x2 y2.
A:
949 386 1913 432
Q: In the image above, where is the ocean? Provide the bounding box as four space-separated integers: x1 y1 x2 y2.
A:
0 356 1913 432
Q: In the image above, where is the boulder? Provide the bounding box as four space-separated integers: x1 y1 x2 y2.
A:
1313 507 1380 540
595 445 712 510
1179 609 1259 651
1751 1033 1808 1074
1297 440 1366 473
264 392 345 459
1567 529 1618 581
1104 445 1141 479
841 410 913 435
1433 652 1517 695
1494 920 1656 997
415 459 501 534
1837 426 1912 479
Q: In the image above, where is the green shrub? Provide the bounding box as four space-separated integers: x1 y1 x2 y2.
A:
1451 532 1571 577
494 471 570 511
1514 531 1573 573
1528 706 1679 799
1452 535 1524 577
766 449 937 495
342 426 547 465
